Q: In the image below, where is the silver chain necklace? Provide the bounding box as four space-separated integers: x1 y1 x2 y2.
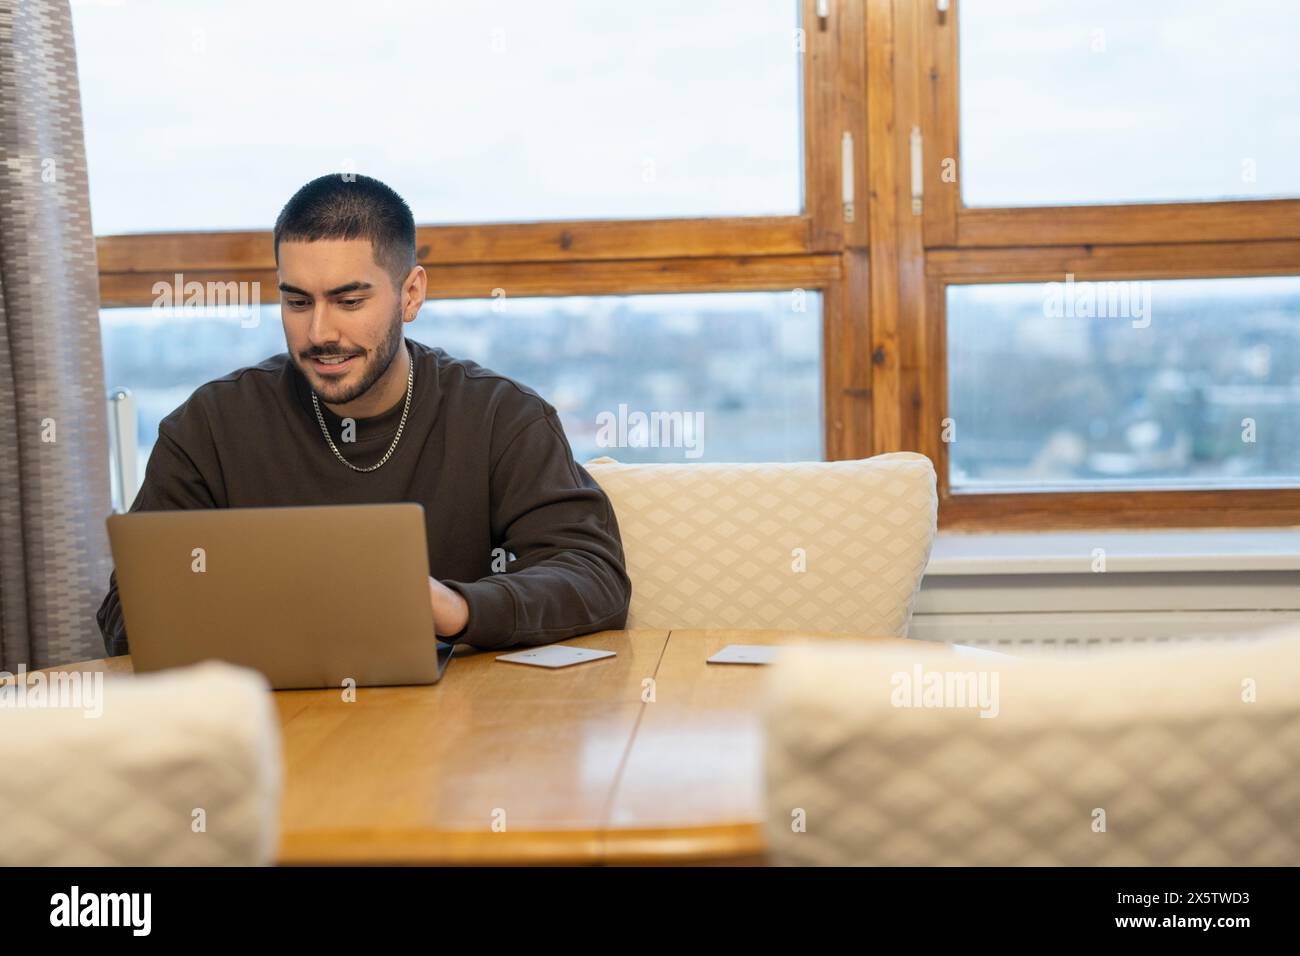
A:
311 350 414 473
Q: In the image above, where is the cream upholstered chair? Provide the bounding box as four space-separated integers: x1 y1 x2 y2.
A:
586 452 937 637
0 661 281 865
762 628 1300 865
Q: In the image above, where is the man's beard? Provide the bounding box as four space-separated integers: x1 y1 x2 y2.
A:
299 310 405 407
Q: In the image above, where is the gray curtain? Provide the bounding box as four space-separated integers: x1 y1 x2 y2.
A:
0 0 111 670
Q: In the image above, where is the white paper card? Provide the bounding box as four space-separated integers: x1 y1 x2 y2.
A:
950 643 1015 659
495 645 617 668
707 644 783 665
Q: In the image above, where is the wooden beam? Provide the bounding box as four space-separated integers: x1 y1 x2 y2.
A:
98 254 843 308
803 0 846 251
96 216 814 274
920 0 959 246
865 0 901 454
941 489 1300 531
926 240 1300 283
837 0 870 250
823 253 872 460
955 199 1300 249
893 0 930 457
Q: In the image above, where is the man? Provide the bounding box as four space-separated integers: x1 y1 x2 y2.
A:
96 174 631 655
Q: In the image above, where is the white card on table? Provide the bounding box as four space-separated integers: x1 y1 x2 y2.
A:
951 643 1015 659
495 645 616 668
707 644 782 665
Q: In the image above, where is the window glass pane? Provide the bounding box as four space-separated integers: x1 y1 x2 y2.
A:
101 290 822 478
71 0 803 234
946 276 1300 491
959 0 1300 206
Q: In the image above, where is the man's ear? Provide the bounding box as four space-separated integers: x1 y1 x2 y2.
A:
401 264 427 322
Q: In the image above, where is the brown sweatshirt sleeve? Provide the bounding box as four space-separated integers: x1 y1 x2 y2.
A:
96 426 219 656
442 411 632 650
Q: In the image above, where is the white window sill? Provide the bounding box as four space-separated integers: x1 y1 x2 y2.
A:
925 528 1300 576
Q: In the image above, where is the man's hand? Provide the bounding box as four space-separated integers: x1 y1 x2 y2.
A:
428 576 470 637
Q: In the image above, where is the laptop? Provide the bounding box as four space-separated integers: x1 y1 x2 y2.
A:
106 503 454 689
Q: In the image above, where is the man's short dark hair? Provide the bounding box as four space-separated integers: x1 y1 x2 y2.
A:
273 174 417 287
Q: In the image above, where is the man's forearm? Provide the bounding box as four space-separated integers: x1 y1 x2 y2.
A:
444 551 631 650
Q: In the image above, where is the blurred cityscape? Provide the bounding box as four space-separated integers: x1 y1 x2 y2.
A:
102 277 1300 493
948 277 1300 490
100 291 825 480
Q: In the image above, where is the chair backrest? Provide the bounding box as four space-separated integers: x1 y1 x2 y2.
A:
586 453 937 637
0 661 281 865
762 629 1300 865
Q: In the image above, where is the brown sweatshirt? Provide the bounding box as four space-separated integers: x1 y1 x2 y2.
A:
95 338 631 656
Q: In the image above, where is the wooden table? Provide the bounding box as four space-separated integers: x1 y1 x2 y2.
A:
41 629 941 865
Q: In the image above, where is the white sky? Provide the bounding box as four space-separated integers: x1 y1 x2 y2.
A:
960 0 1299 205
69 1 1299 230
69 0 802 233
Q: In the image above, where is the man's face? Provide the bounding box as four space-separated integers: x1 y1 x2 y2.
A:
278 239 407 405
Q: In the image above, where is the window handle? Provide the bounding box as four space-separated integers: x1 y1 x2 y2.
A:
910 126 924 215
842 131 855 223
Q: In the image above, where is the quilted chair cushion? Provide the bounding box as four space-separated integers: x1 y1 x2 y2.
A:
586 453 937 636
762 629 1300 865
0 661 281 865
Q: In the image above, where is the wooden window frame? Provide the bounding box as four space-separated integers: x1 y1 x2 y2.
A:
95 0 1297 529
93 0 873 463
926 241 1300 530
885 0 1300 529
